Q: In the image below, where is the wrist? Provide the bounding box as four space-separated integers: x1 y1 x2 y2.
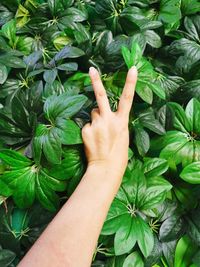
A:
86 160 126 182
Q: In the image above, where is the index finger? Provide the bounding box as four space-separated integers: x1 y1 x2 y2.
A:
117 66 138 117
89 67 111 116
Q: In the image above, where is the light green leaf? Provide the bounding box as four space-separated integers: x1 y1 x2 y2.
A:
114 215 137 255
185 98 200 134
123 251 144 267
1 19 16 45
159 0 181 24
135 216 154 257
121 45 132 69
143 158 168 178
148 82 166 100
0 149 32 168
180 162 200 184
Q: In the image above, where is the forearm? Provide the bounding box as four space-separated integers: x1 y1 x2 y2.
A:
18 163 123 267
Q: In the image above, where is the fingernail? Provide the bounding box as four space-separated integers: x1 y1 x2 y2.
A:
129 66 138 76
89 66 97 76
130 66 137 72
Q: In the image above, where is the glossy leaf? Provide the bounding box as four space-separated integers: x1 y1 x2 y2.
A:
123 251 144 267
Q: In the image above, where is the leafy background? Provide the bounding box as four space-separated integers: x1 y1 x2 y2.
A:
0 0 200 266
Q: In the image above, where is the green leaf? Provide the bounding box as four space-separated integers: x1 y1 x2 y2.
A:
185 98 200 134
148 82 166 100
57 62 78 71
140 177 172 210
136 80 153 104
174 235 198 267
0 149 32 168
0 180 13 197
10 208 29 238
0 248 15 266
0 64 8 84
121 45 132 69
180 162 200 184
11 96 30 131
114 215 137 255
1 167 35 208
101 194 128 235
159 214 184 242
186 207 200 247
134 124 150 156
54 45 85 62
131 42 143 65
1 19 16 45
181 0 200 15
159 0 182 24
144 30 162 48
48 0 60 15
0 55 26 69
43 69 58 84
135 216 154 258
44 93 88 123
49 147 84 180
123 168 146 206
170 38 200 68
56 118 82 145
123 251 144 267
63 7 88 22
0 158 67 211
34 93 87 164
33 124 62 164
160 139 194 167
143 158 169 178
138 108 166 135
35 171 61 212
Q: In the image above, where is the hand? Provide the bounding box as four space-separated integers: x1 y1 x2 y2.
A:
82 66 138 177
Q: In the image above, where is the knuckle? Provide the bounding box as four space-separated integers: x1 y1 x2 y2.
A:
82 123 91 134
97 90 106 98
91 108 99 114
123 93 133 102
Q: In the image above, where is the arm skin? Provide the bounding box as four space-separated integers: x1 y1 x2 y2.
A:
17 66 138 267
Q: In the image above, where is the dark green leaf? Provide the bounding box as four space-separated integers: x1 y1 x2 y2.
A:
159 214 185 242
0 63 8 84
43 69 58 84
44 93 87 123
0 248 15 266
54 45 85 62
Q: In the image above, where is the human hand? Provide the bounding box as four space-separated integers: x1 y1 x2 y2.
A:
82 66 138 177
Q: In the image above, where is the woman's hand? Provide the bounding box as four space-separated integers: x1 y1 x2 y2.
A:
82 66 138 177
17 66 138 267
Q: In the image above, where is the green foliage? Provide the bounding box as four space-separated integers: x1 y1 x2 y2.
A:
0 0 200 266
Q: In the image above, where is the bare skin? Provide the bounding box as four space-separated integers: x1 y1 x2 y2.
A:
17 66 138 267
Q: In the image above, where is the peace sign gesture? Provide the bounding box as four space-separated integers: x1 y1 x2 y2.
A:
82 66 138 177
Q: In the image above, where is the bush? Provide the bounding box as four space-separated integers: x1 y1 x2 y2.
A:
0 0 200 266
